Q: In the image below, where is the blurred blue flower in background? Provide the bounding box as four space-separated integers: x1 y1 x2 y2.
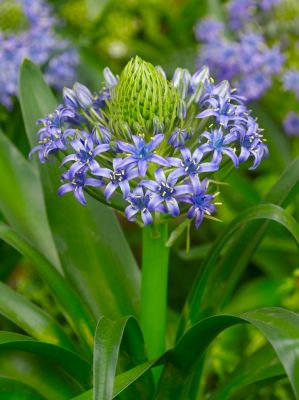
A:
283 112 299 136
283 69 299 99
0 0 78 109
194 0 299 141
260 0 282 10
194 17 224 43
227 0 256 30
196 20 284 101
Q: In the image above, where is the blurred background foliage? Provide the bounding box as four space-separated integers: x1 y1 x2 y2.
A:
0 0 298 398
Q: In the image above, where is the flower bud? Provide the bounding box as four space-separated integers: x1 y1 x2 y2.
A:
155 65 167 80
63 87 78 109
107 56 179 136
92 125 112 144
172 68 191 99
103 67 118 88
212 80 231 100
190 66 210 103
73 82 93 109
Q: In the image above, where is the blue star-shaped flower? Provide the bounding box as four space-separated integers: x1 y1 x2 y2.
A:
61 134 110 176
95 158 139 201
141 168 190 217
58 167 104 205
125 186 165 225
168 147 219 182
198 127 239 167
117 134 169 176
178 177 216 229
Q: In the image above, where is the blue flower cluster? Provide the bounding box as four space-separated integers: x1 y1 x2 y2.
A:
196 22 284 101
227 0 281 30
30 58 268 228
195 0 299 137
0 0 78 109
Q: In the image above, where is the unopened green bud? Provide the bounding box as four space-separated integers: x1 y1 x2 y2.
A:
107 56 179 137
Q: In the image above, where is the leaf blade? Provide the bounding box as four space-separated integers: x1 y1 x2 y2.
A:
0 377 46 400
0 221 94 358
180 204 299 334
0 130 61 270
0 282 76 352
157 308 299 399
19 59 140 320
93 316 154 400
0 331 91 388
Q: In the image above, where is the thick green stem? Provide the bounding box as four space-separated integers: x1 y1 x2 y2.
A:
141 223 169 360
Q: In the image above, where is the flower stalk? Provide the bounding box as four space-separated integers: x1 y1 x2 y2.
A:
141 222 169 361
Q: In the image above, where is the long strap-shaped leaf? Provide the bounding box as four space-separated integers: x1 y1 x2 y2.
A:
74 307 299 400
0 350 83 400
209 344 285 399
156 308 299 399
93 317 129 400
0 331 91 388
179 156 299 336
0 221 94 357
0 377 46 400
19 59 140 320
0 130 61 271
93 316 154 400
179 201 299 334
0 282 75 351
72 359 159 400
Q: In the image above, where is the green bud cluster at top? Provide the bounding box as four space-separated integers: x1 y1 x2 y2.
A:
0 1 28 33
106 56 179 139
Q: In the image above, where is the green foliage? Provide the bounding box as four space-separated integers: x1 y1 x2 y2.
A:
0 59 297 399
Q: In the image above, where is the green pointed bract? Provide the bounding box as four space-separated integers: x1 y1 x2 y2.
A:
0 1 28 33
107 56 179 138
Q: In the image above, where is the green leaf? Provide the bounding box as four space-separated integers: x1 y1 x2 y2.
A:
179 156 299 335
180 204 299 333
224 277 293 314
74 308 299 400
0 377 46 400
0 130 60 270
242 308 299 397
228 377 289 400
0 350 83 400
156 308 299 399
209 345 285 400
0 221 94 358
72 359 159 400
93 317 129 400
19 59 140 320
0 331 91 389
0 282 76 352
93 316 154 400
